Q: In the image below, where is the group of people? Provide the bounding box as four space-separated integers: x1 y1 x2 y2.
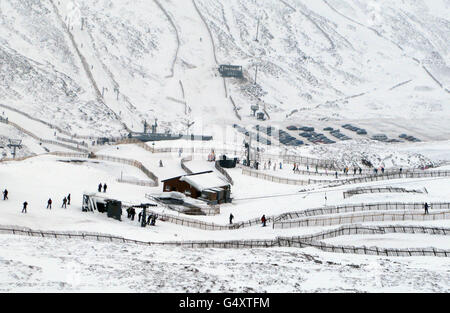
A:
2 187 72 214
125 207 158 226
229 213 267 227
98 183 107 193
46 194 71 210
207 151 216 162
261 159 282 171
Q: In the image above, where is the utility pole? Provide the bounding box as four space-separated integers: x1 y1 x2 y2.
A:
183 120 195 137
255 17 260 42
7 139 22 159
254 65 258 85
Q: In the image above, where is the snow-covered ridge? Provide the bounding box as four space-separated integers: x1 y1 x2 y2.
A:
1 0 449 137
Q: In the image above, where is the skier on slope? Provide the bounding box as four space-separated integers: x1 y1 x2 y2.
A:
103 183 107 193
98 183 102 192
67 193 71 205
229 213 234 224
3 189 8 200
61 197 67 209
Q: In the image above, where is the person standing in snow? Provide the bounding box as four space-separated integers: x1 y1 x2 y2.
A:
138 210 143 222
261 214 267 227
359 168 362 175
353 168 357 175
335 171 338 179
98 183 102 192
130 208 136 221
229 213 234 224
147 214 153 225
61 197 67 209
279 162 282 169
22 201 28 213
424 202 429 215
47 198 52 209
399 168 403 173
3 189 8 200
150 215 157 226
103 183 107 193
67 194 71 205
159 160 163 167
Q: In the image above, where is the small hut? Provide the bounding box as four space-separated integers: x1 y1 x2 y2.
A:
161 171 231 204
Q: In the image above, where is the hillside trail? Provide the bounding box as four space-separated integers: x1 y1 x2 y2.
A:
161 0 236 133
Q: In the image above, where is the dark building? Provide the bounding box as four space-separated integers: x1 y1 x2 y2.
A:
218 64 243 78
162 171 231 204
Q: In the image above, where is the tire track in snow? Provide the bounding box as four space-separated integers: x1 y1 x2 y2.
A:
389 80 412 91
153 0 180 78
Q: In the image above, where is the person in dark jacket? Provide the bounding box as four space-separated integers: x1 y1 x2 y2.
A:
67 194 71 205
130 208 136 221
22 201 28 213
335 171 338 179
359 168 362 175
229 213 234 224
261 214 267 227
3 189 8 200
103 183 107 193
61 197 67 208
47 198 52 209
150 215 157 226
138 210 143 222
98 183 102 192
424 202 429 215
147 214 153 225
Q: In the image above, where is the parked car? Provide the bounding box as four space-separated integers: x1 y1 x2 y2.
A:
286 125 298 131
323 127 333 131
357 129 367 135
372 134 388 141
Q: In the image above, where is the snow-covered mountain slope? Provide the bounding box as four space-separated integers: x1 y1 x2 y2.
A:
0 0 449 137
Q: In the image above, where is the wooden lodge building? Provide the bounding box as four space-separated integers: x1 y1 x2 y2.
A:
161 171 231 204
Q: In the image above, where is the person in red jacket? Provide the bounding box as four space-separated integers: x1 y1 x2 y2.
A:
47 198 52 209
261 214 267 227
